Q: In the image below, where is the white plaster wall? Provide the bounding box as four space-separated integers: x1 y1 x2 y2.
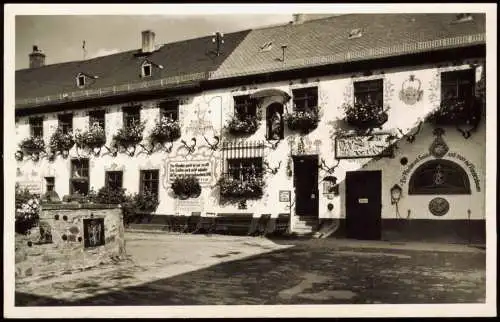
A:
15 58 486 223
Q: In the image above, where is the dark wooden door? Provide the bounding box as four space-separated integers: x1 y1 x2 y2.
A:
293 155 319 217
345 170 382 240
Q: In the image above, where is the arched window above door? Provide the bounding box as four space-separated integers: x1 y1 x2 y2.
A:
408 159 471 195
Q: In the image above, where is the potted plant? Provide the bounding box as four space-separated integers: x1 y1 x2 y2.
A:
284 107 320 134
342 102 389 129
225 114 260 135
49 127 75 157
74 122 106 154
171 175 202 199
149 116 181 146
113 120 145 150
427 97 477 125
217 173 265 201
19 136 46 159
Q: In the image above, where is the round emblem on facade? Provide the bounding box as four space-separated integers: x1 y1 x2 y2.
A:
428 197 450 216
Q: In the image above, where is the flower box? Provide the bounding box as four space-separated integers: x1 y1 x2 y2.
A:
217 175 265 200
343 102 388 129
427 98 478 125
225 114 259 135
171 176 202 199
19 136 46 155
75 123 106 150
113 121 145 149
284 108 320 134
149 117 181 145
49 127 75 154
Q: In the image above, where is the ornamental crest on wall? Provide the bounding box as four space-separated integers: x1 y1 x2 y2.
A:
399 74 423 105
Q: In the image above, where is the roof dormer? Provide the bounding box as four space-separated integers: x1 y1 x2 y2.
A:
141 59 163 78
76 72 99 88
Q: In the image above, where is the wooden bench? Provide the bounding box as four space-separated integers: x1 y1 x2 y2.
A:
215 213 254 235
193 216 217 234
248 214 271 236
271 213 291 236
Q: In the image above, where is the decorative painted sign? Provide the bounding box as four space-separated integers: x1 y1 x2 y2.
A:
447 152 481 192
83 218 105 248
175 196 205 215
429 197 450 216
167 159 215 186
335 134 394 159
16 181 42 194
399 75 423 105
279 190 291 202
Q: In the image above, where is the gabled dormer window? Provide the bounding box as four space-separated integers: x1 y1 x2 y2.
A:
142 62 152 77
76 73 86 88
348 28 363 40
452 13 473 24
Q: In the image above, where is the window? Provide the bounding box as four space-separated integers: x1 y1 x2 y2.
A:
354 79 383 108
227 157 263 181
105 171 123 190
89 109 106 131
408 160 471 195
123 106 141 128
260 41 273 52
29 117 44 138
142 63 152 77
159 100 179 121
441 69 475 102
292 87 318 110
70 158 89 195
348 28 363 39
140 170 159 197
58 114 73 134
234 95 257 118
45 177 55 192
77 74 86 87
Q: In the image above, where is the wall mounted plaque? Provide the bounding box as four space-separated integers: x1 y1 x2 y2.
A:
83 218 105 248
279 190 291 202
428 197 450 216
335 134 394 159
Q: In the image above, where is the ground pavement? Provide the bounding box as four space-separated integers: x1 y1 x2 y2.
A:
15 232 486 306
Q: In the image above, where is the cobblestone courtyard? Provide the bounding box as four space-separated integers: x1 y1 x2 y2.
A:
15 232 486 306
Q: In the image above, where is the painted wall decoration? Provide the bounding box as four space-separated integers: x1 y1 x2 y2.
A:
17 181 42 194
400 153 432 185
428 197 450 216
447 152 481 192
166 160 215 186
429 128 449 158
175 196 205 215
288 135 315 156
335 134 395 159
83 218 105 248
185 96 222 137
399 74 423 105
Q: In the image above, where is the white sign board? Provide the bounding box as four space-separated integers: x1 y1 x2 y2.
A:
335 134 394 159
17 181 42 194
167 159 215 186
175 197 205 215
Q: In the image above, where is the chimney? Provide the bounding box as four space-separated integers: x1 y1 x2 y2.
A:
141 30 156 53
29 45 46 68
292 14 305 25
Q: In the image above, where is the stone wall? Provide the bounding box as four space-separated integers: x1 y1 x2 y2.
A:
15 203 126 280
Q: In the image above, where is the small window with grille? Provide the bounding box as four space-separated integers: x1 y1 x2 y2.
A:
227 157 263 181
123 106 141 129
234 95 257 119
105 171 123 190
89 109 106 131
292 87 318 110
140 169 159 197
354 79 384 109
159 100 179 121
29 117 44 138
58 114 73 134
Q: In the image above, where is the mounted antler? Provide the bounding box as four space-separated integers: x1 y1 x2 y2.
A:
405 121 423 143
181 138 197 154
203 134 220 151
263 160 282 175
138 143 155 155
319 158 340 174
103 144 118 157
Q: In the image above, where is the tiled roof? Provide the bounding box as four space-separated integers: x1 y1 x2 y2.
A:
211 13 486 79
15 29 251 107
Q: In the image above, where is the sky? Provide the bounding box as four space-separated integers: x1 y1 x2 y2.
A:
15 14 303 70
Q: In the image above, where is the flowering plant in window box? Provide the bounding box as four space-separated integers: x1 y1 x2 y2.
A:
225 114 260 135
217 174 265 200
74 122 106 150
19 136 46 157
49 127 75 156
284 107 320 134
15 184 40 235
113 120 145 149
342 102 388 129
171 175 202 199
149 116 181 145
427 98 478 125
